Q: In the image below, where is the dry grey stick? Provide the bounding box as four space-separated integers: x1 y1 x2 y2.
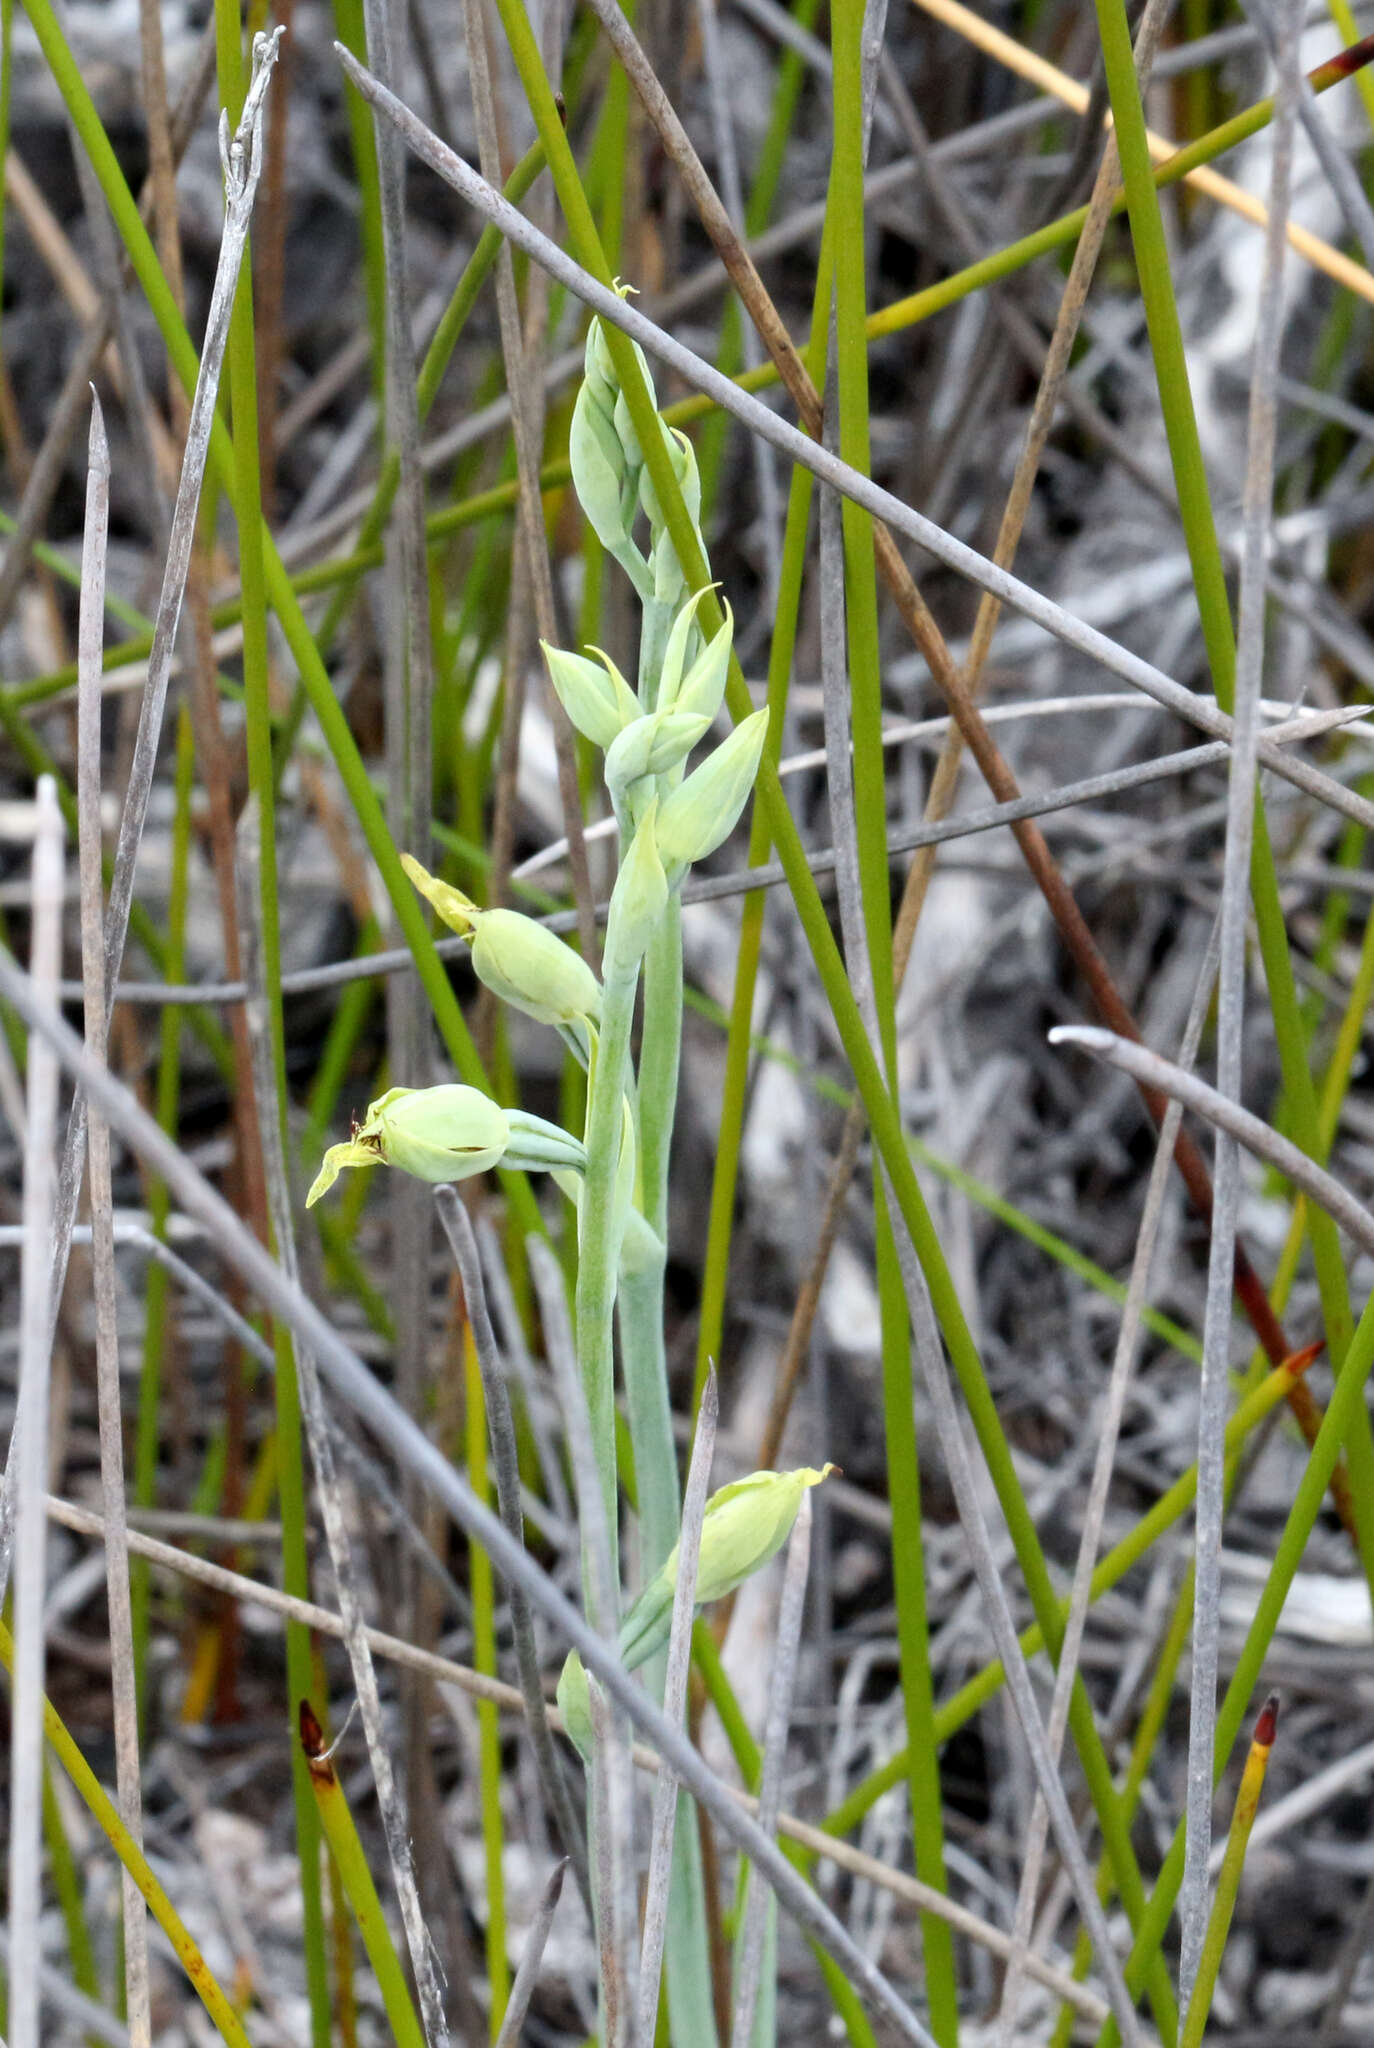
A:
476 1212 573 1526
998 914 1221 2042
730 1490 813 2048
637 1368 718 2042
236 800 448 2048
7 778 64 2048
76 395 150 2048
435 1188 591 1913
331 42 1374 837
0 954 957 2048
0 29 287 1613
1050 1026 1374 1260
529 1235 637 2044
495 1859 568 2048
1180 0 1301 2002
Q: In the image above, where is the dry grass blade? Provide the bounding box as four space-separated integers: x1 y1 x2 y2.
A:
495 1859 568 2048
638 1367 718 2042
998 912 1220 2042
885 1187 1146 2047
76 393 150 2048
7 776 64 2048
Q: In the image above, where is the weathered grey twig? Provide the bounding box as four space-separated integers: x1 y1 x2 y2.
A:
638 1368 718 2041
1180 2 1301 2000
329 42 1374 837
495 1859 568 2048
435 1189 591 1912
7 778 64 2048
730 1490 812 2048
0 29 286 1611
1050 1025 1374 1259
237 799 448 2048
76 394 150 2048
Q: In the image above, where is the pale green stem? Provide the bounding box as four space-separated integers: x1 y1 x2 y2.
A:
576 950 639 1579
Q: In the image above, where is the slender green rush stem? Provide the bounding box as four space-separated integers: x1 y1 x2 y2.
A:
212 13 328 2040
298 1704 426 2048
0 1620 257 2048
831 3 956 2036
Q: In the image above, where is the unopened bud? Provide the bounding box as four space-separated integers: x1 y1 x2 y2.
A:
605 709 711 811
542 642 640 752
306 1084 510 1206
654 708 768 880
619 1464 835 1671
404 853 602 1030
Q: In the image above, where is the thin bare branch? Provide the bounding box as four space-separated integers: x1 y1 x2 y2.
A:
76 393 150 2048
237 798 448 2048
1181 2 1301 1997
495 1860 568 2048
8 777 64 2048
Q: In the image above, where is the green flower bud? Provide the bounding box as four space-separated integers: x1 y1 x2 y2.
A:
569 378 638 558
556 1649 594 1764
604 801 668 974
541 642 640 752
618 1465 835 1671
306 1086 585 1206
654 708 769 881
404 854 601 1030
307 1084 509 1206
472 911 602 1030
